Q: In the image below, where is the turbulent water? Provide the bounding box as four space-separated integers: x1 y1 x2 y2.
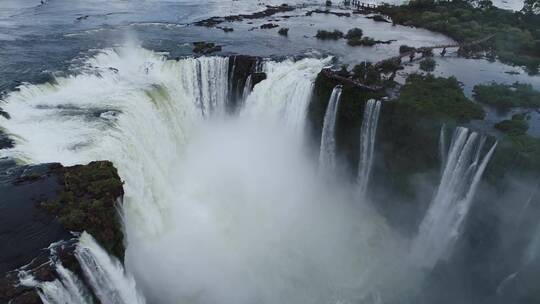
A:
0 46 409 304
318 86 343 173
76 233 146 304
410 127 497 269
357 99 381 198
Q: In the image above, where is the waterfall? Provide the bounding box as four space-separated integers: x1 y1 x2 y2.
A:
318 85 342 173
410 127 497 269
0 46 399 304
439 124 447 173
357 99 381 197
76 233 146 304
241 58 327 139
20 263 94 304
192 57 230 116
241 74 253 103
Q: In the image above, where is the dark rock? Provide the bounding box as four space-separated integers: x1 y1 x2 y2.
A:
367 14 390 23
0 107 10 119
193 42 222 54
228 55 261 112
32 264 56 282
306 9 351 17
218 26 234 32
260 23 278 29
0 130 14 149
278 27 289 36
194 4 295 28
10 291 42 304
251 72 267 86
1 160 124 303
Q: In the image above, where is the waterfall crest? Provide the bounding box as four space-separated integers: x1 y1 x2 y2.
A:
357 99 382 198
241 58 328 139
0 46 399 304
319 85 343 173
20 263 94 304
410 126 497 269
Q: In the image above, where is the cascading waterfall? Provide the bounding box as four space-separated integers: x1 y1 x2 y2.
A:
318 85 343 173
0 46 404 304
76 232 146 304
357 99 381 198
410 126 497 269
192 57 230 116
241 74 253 103
20 263 94 304
241 58 327 139
439 124 447 172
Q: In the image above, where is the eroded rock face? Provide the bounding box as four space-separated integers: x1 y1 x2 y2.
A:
228 55 266 112
0 160 124 304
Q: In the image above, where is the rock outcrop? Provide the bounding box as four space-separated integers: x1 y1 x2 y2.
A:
0 160 124 304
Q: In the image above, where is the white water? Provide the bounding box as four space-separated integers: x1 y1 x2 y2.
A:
76 232 146 304
20 263 94 304
318 86 343 173
0 46 404 304
357 99 381 198
242 59 325 140
241 74 252 104
410 126 497 269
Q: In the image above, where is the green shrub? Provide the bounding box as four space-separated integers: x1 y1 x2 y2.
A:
352 62 381 85
473 82 540 112
315 29 344 40
419 57 437 72
399 45 416 53
345 28 363 40
495 115 529 135
396 74 485 122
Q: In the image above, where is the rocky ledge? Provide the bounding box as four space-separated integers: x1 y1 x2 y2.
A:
0 160 124 304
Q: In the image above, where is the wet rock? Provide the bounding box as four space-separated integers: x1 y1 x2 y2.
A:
194 4 295 27
1 160 124 303
367 14 390 23
306 9 351 17
260 23 278 29
229 55 252 110
10 290 42 304
193 42 222 54
217 26 234 32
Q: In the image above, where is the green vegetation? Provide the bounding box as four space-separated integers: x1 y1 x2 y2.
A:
348 36 376 46
378 1 540 74
40 161 125 258
399 45 416 54
278 27 289 36
494 113 529 136
352 62 382 86
315 29 344 40
473 82 540 112
396 74 484 122
487 129 540 183
345 28 363 40
419 57 437 72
